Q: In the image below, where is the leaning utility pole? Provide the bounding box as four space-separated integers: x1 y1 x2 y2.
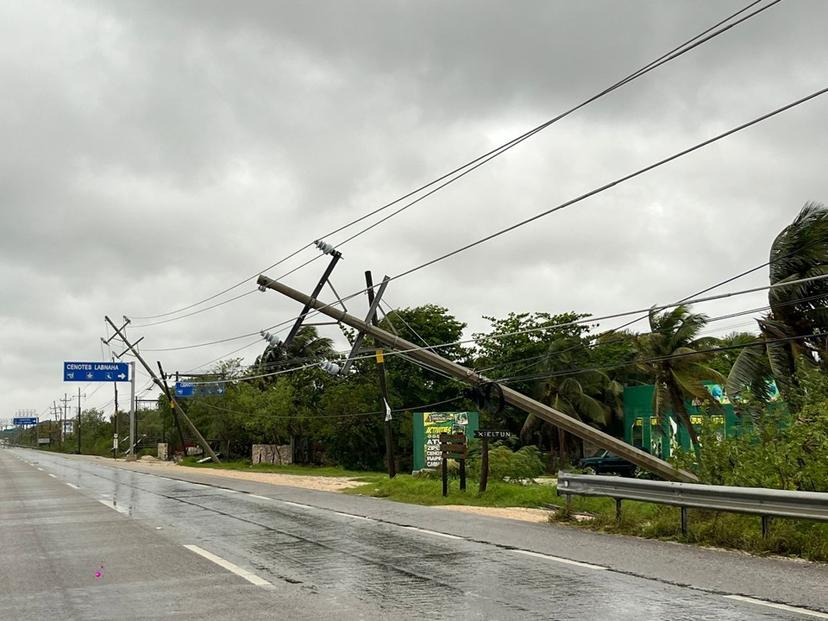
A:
365 271 395 478
257 274 697 483
104 316 220 463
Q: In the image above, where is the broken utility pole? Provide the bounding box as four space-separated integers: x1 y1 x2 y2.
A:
104 315 220 463
256 274 698 483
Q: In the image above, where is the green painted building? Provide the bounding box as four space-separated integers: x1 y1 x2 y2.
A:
623 383 781 459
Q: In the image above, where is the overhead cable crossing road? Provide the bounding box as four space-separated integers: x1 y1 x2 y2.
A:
155 84 828 357
127 0 779 325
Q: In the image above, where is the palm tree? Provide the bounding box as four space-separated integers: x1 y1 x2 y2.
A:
767 202 828 352
520 338 623 465
728 202 828 398
637 305 725 450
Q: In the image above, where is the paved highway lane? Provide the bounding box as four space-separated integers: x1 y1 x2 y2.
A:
3 449 827 620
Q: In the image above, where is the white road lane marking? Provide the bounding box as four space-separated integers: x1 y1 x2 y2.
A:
47 473 57 478
403 526 463 540
333 511 374 522
281 501 309 509
183 544 271 587
66 483 80 489
724 595 828 619
97 499 130 515
512 549 607 571
248 494 271 501
36 467 43 471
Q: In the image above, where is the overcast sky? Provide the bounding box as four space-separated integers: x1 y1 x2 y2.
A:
2 0 826 423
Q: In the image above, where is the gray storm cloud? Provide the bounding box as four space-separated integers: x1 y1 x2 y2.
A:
1 0 826 419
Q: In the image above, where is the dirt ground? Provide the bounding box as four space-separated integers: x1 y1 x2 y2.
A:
98 456 366 492
94 456 555 521
437 505 553 523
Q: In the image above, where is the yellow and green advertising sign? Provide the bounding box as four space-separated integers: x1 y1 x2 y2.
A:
412 411 479 471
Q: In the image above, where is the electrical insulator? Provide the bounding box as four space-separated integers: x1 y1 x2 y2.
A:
260 330 282 348
320 361 341 376
258 284 267 292
314 239 337 256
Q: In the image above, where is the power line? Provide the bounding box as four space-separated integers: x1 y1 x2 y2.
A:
485 289 827 381
130 289 259 329
230 0 785 290
137 83 826 363
387 86 828 286
240 83 828 355
184 238 799 379
499 331 818 386
196 395 465 420
127 0 777 324
185 274 828 385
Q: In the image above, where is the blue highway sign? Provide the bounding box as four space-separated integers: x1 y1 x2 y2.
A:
13 417 38 426
64 362 130 382
175 382 226 398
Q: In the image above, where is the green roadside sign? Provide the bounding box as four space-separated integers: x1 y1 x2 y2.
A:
412 411 479 472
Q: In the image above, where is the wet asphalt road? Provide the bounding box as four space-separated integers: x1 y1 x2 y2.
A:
2 448 827 620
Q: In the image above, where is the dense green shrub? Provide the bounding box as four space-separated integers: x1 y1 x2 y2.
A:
672 371 828 492
468 444 544 483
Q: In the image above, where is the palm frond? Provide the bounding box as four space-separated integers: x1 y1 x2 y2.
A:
726 343 767 398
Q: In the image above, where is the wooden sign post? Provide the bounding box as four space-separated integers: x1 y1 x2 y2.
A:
474 430 512 493
440 433 467 496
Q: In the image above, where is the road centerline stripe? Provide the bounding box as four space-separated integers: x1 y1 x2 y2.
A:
66 483 80 489
512 549 607 571
333 511 375 522
97 499 130 515
403 526 463 540
724 595 828 619
281 500 309 509
183 544 271 587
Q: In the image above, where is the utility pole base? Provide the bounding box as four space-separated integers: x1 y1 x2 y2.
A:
125 454 138 462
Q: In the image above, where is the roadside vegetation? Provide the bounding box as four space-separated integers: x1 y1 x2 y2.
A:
17 202 828 560
552 495 828 563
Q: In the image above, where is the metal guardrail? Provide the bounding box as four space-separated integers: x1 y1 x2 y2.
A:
557 472 828 537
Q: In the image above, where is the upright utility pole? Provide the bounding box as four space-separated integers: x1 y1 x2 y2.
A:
113 372 119 458
76 387 82 454
60 393 71 449
104 316 220 462
256 274 697 483
158 362 187 453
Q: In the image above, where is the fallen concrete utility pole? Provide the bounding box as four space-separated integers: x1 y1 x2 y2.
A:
257 275 697 483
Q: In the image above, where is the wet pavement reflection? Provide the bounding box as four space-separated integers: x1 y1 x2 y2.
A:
17 451 813 620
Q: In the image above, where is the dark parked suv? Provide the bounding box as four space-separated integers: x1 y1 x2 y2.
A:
577 450 637 477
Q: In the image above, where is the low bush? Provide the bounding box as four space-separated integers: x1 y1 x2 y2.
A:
467 444 545 483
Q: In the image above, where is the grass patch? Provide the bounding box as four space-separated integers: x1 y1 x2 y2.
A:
551 494 828 563
179 458 384 482
344 475 556 508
